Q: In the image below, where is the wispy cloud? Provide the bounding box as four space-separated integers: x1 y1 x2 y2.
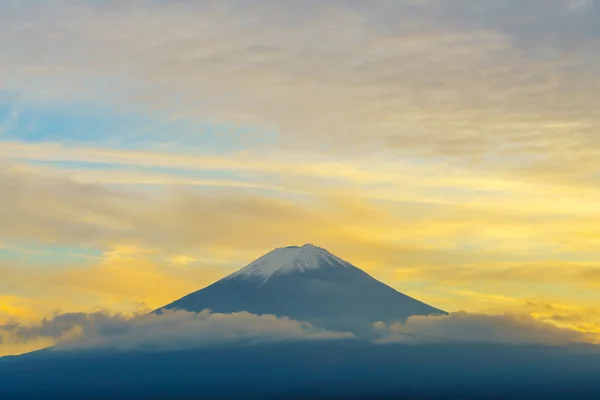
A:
2 1 600 171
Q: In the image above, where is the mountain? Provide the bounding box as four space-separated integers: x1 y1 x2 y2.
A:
157 244 446 331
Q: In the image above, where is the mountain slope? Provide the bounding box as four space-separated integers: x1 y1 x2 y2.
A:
158 244 446 331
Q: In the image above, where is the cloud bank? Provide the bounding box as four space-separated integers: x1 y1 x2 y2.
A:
374 312 593 346
1 310 594 353
1 310 353 352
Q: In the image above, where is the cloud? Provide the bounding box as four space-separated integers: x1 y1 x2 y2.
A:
3 160 600 260
394 261 600 286
374 312 594 346
2 0 600 174
0 309 353 352
1 311 131 343
2 310 595 353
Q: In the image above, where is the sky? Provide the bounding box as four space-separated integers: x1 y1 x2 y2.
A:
2 0 600 355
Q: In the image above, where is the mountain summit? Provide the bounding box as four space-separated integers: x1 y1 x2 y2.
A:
224 244 355 283
158 244 446 331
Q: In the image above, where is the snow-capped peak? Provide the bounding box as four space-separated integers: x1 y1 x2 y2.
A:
224 244 354 282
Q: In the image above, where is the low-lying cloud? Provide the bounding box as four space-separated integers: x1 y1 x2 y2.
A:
1 309 353 352
1 310 595 353
373 312 593 346
0 311 131 344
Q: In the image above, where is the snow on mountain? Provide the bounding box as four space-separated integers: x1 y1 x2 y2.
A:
224 244 354 283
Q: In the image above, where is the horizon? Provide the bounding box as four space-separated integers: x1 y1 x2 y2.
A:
2 0 600 365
